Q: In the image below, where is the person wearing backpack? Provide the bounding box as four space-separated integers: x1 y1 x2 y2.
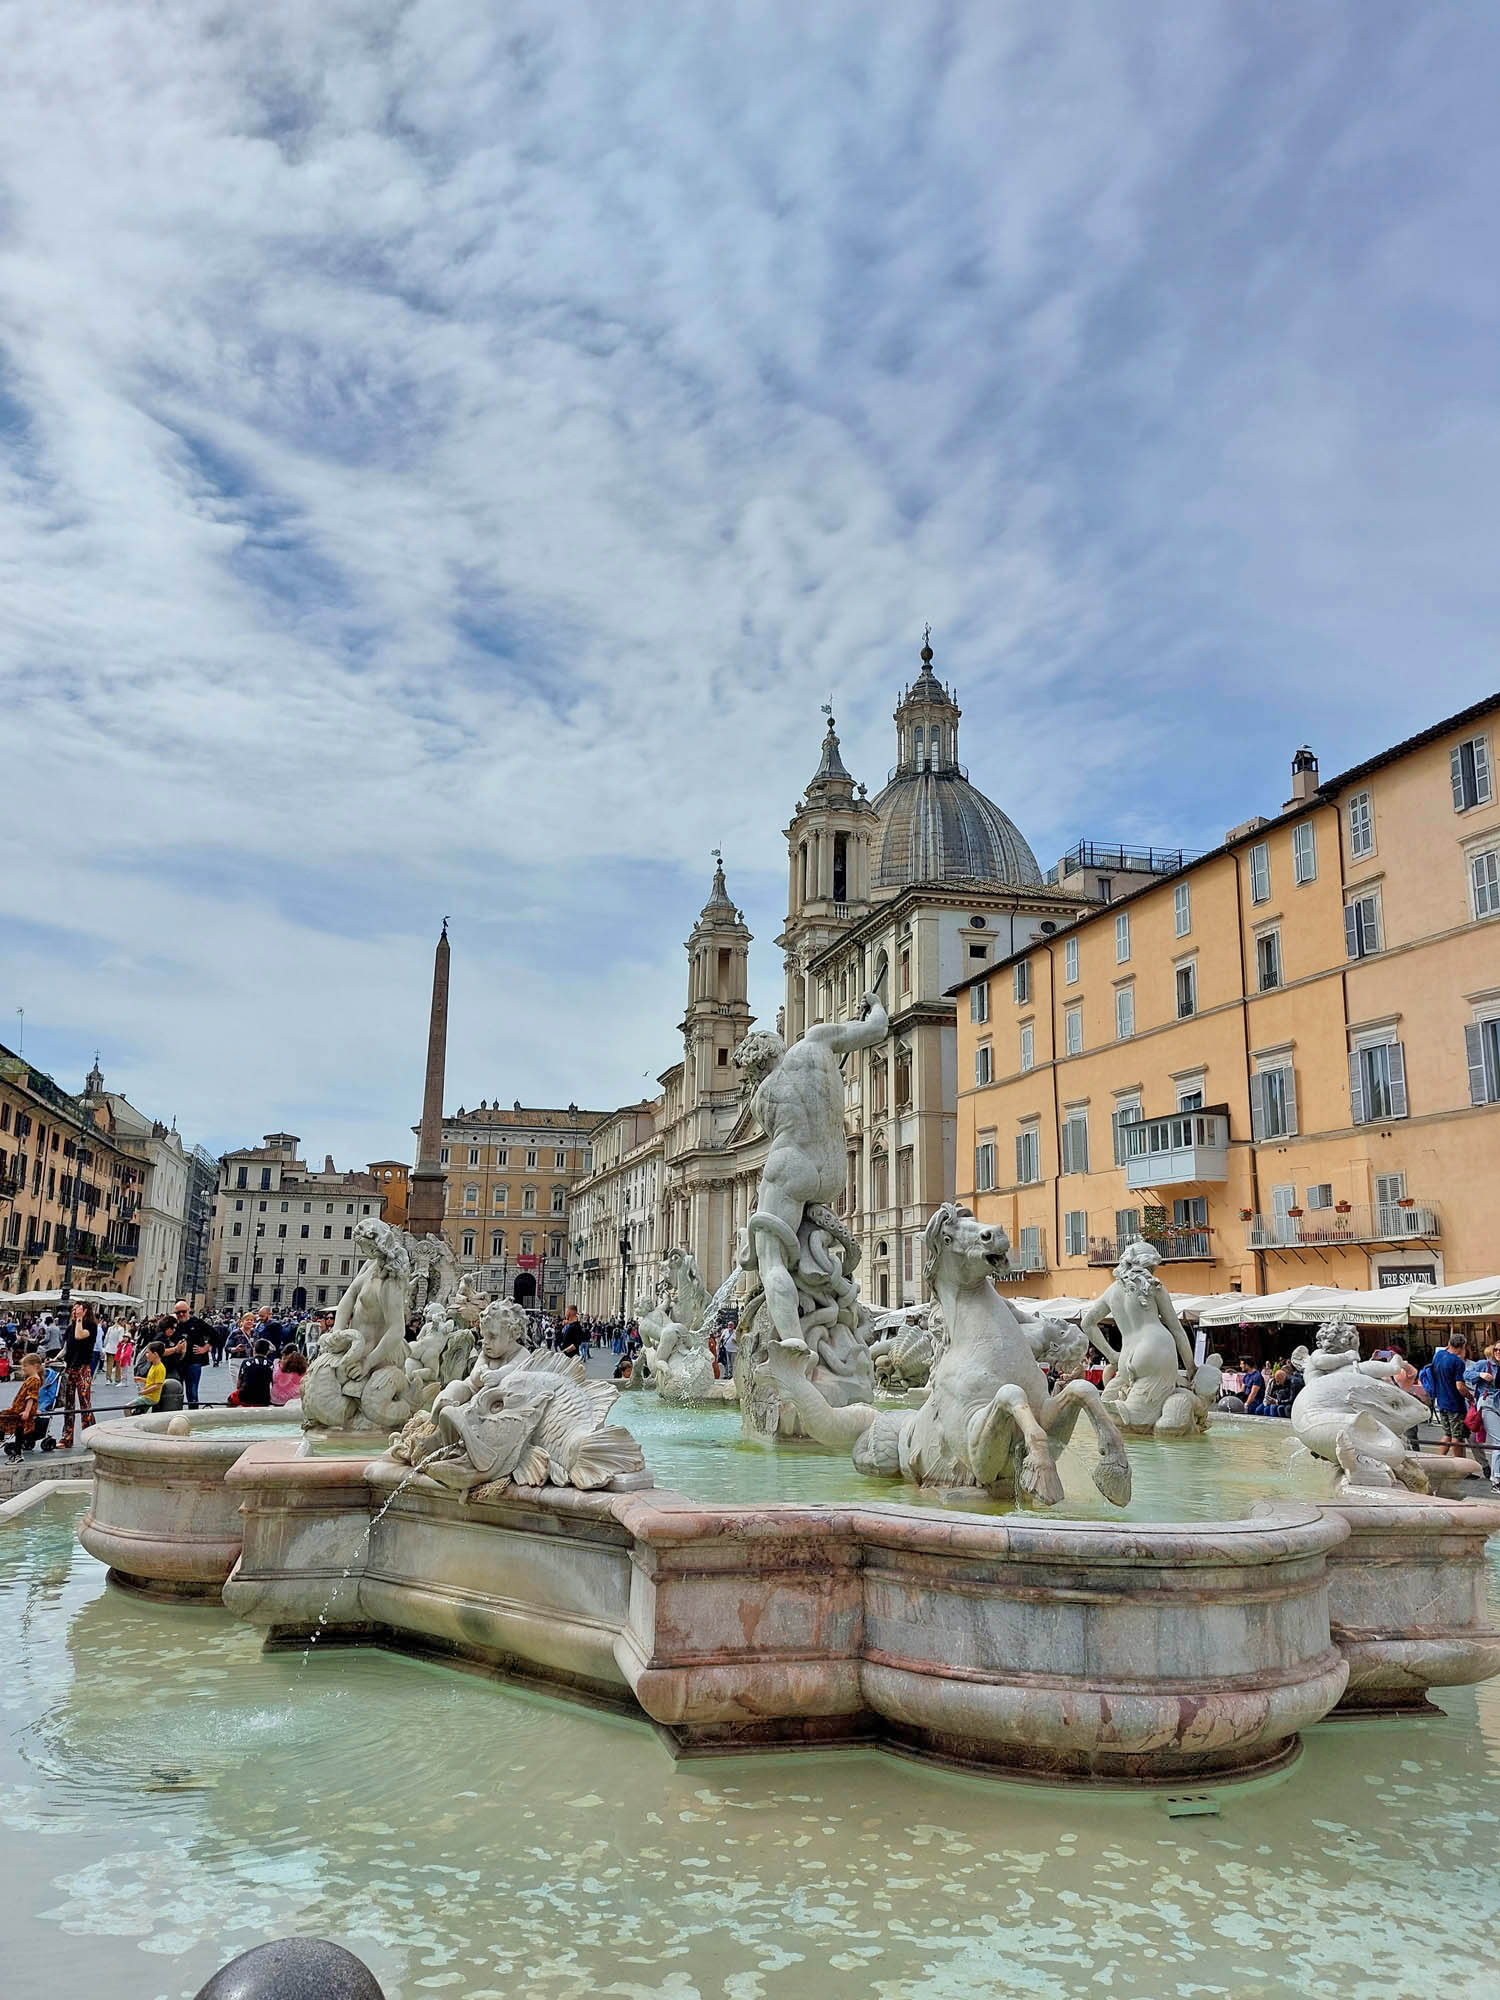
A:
1423 1333 1473 1458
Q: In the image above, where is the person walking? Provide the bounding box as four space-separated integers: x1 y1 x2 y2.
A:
101 1318 123 1385
59 1302 99 1449
1424 1333 1473 1458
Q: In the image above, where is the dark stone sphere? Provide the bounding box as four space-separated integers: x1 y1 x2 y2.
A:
193 1938 385 2000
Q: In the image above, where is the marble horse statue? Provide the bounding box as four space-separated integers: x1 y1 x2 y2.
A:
1289 1319 1484 1496
756 1205 1132 1507
1082 1238 1221 1437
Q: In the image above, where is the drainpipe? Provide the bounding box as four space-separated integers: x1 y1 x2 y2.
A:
1233 853 1265 1296
1044 941 1062 1281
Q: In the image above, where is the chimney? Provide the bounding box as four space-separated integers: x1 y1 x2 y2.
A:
324 1153 335 1174
1284 745 1319 811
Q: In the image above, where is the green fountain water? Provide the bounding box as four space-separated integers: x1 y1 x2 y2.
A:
6 1467 1500 1997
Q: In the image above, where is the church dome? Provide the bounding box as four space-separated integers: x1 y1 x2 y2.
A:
872 768 1043 890
869 636 1043 891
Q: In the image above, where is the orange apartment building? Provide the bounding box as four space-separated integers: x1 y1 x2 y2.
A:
953 693 1500 1300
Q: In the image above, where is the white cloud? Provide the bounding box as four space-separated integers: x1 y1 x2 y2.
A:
1 2 1496 1155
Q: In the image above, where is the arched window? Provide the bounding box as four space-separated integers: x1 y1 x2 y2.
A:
913 726 924 770
461 1231 475 1258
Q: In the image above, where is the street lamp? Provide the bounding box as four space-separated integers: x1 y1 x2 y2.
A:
617 1219 632 1333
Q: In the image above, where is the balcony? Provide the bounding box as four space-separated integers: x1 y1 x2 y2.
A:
1089 1227 1215 1266
1247 1202 1439 1251
1124 1113 1230 1191
0 1245 17 1269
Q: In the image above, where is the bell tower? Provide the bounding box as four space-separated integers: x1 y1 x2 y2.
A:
679 856 754 1147
776 709 877 1041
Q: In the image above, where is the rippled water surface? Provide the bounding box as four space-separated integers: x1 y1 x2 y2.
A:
618 1401 1337 1519
5 1492 1500 1998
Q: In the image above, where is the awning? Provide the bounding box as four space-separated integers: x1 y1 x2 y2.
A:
1171 1291 1250 1320
1276 1284 1434 1327
0 1290 144 1308
1197 1284 1347 1329
1408 1277 1500 1322
1007 1295 1094 1323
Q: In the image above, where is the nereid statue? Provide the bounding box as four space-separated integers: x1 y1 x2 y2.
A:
1290 1318 1483 1495
732 1000 886 1436
300 1218 421 1432
1083 1238 1221 1437
633 1249 720 1402
756 1205 1132 1506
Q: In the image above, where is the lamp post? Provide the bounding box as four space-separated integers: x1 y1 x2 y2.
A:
617 1219 631 1334
59 1139 92 1322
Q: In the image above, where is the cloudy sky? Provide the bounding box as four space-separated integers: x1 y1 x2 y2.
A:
2 3 1497 1166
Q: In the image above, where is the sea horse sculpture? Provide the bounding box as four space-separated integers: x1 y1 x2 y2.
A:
755 1204 1132 1507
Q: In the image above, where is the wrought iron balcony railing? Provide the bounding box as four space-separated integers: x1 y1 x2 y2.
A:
1247 1202 1439 1250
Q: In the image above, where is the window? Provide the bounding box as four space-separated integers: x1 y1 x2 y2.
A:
551 1186 566 1213
1064 937 1079 983
299 1224 309 1239
1249 843 1270 904
1292 822 1317 883
555 1150 566 1170
975 1043 993 1086
872 1153 889 1210
273 1256 284 1275
1348 790 1374 859
322 1224 332 1239
974 1141 996 1192
276 1223 287 1238
1065 1006 1083 1056
897 1147 914 1205
1096 878 1112 902
280 1200 289 1213
1114 986 1134 1040
232 1221 242 1237
1306 1184 1333 1210
1112 1099 1143 1166
1064 1211 1087 1258
1251 1063 1298 1140
439 1147 450 1166
1015 1127 1041 1185
497 1149 509 1168
871 1060 888 1114
1018 1224 1042 1269
1173 1196 1207 1228
1471 847 1500 919
260 1168 271 1189
526 1150 537 1169
899 949 911 996
340 1259 351 1277
493 1187 507 1211
1345 892 1381 959
1175 961 1197 1018
1256 929 1282 991
468 1148 480 1166
1114 912 1131 963
1019 1022 1034 1072
462 1231 476 1258
1173 882 1191 937
522 1187 536 1213
296 1257 307 1274
1061 1109 1089 1175
253 1257 263 1275
1013 961 1031 1004
1114 1207 1140 1246
1349 1039 1408 1123
969 983 989 1024
463 1185 478 1209
227 1254 239 1273
235 1165 247 1189
1466 1018 1500 1105
1452 734 1493 811
319 1258 330 1275
894 1047 912 1109
490 1230 506 1258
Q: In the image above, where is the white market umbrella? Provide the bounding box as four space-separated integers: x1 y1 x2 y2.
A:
1197 1284 1346 1329
1408 1276 1500 1322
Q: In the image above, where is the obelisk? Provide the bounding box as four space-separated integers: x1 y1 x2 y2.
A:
406 919 450 1239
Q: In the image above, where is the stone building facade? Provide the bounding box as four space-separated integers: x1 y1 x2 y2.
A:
0 1045 144 1298
434 1103 609 1313
568 1102 664 1322
207 1135 386 1314
953 691 1500 1298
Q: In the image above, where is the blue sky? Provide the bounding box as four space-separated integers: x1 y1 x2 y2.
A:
2 4 1497 1166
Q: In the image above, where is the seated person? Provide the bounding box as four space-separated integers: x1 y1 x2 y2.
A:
126 1343 168 1414
270 1349 307 1406
1 1354 46 1457
1241 1362 1266 1415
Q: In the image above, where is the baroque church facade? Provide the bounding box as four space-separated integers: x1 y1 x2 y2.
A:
573 640 1093 1318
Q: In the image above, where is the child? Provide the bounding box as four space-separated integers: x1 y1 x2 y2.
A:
126 1342 168 1414
1 1354 46 1458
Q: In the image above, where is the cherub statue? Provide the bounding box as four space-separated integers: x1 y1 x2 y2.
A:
1289 1317 1483 1495
403 1298 477 1411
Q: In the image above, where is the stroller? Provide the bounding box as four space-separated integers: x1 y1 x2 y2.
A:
31 1358 62 1451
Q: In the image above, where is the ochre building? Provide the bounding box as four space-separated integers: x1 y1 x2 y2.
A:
952 693 1500 1298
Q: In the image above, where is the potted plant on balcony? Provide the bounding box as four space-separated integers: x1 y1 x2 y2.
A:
1397 1196 1415 1209
1286 1206 1304 1218
1334 1200 1351 1214
1239 1208 1254 1222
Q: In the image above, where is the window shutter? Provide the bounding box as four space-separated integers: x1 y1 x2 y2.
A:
1386 1039 1408 1118
1112 1111 1126 1166
1344 901 1359 960
1015 1134 1027 1183
1348 1049 1366 1125
1477 735 1493 804
1283 1064 1298 1136
1060 1121 1073 1175
1249 1071 1265 1142
1466 1023 1489 1106
1452 745 1467 809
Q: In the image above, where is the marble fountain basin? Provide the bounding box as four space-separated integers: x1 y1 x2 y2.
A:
77 1405 1500 1783
78 1405 308 1599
